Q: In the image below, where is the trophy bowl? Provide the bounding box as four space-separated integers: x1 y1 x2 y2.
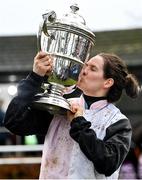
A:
33 4 95 114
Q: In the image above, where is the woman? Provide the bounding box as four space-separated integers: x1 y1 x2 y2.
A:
4 51 140 179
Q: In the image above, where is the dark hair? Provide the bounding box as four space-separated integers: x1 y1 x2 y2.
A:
99 53 140 103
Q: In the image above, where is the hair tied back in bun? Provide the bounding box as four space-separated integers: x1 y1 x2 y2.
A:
125 74 140 98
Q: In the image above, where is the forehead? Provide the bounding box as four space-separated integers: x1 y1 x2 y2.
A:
87 55 104 68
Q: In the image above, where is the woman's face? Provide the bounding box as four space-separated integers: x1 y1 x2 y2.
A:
77 55 108 96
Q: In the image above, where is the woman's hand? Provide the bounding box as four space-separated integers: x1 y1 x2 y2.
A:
33 51 53 77
67 102 83 122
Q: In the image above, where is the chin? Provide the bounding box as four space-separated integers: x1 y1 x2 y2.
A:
77 84 85 92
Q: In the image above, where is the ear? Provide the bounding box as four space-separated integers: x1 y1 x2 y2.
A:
104 78 114 89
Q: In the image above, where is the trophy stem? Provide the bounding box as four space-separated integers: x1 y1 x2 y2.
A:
48 82 65 96
33 83 71 115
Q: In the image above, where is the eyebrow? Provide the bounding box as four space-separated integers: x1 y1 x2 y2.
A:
91 65 98 69
85 62 99 69
89 63 99 70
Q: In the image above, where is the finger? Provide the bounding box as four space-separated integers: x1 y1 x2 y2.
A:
41 59 52 66
70 105 78 113
46 65 53 72
46 57 53 65
34 58 53 72
40 55 54 64
35 56 51 66
35 51 49 59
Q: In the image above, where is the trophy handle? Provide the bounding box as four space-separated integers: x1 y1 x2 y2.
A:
37 22 42 51
37 20 48 51
37 10 56 52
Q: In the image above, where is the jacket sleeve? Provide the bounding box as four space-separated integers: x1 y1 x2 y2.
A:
69 116 132 176
4 72 53 136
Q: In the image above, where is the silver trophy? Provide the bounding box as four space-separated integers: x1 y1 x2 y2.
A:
34 4 95 114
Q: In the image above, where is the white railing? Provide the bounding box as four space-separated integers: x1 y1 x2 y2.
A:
0 157 42 165
0 144 43 153
0 144 43 165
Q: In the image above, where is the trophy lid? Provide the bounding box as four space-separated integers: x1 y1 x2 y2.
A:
43 4 95 44
61 4 86 27
57 4 95 42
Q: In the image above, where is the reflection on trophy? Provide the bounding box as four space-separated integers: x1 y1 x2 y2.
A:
34 4 95 114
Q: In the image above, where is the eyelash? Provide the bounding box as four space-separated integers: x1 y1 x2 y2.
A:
83 64 97 71
91 67 97 71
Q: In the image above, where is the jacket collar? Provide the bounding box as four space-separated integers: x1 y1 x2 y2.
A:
80 94 108 111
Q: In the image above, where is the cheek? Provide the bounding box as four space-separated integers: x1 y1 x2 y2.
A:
88 73 102 81
93 71 104 79
88 74 105 88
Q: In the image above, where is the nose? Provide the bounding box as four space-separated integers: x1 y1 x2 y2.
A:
82 66 88 75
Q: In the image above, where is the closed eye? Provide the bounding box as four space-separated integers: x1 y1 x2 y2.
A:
91 66 98 71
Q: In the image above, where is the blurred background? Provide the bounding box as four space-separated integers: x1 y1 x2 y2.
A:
0 0 142 178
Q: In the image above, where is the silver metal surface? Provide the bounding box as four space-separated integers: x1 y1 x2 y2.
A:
34 4 95 114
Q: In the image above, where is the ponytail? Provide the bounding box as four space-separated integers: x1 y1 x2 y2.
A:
125 74 140 98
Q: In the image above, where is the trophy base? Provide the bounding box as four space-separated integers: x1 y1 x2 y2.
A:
33 93 70 115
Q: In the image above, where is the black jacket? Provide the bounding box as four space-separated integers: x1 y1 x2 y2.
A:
4 72 132 176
